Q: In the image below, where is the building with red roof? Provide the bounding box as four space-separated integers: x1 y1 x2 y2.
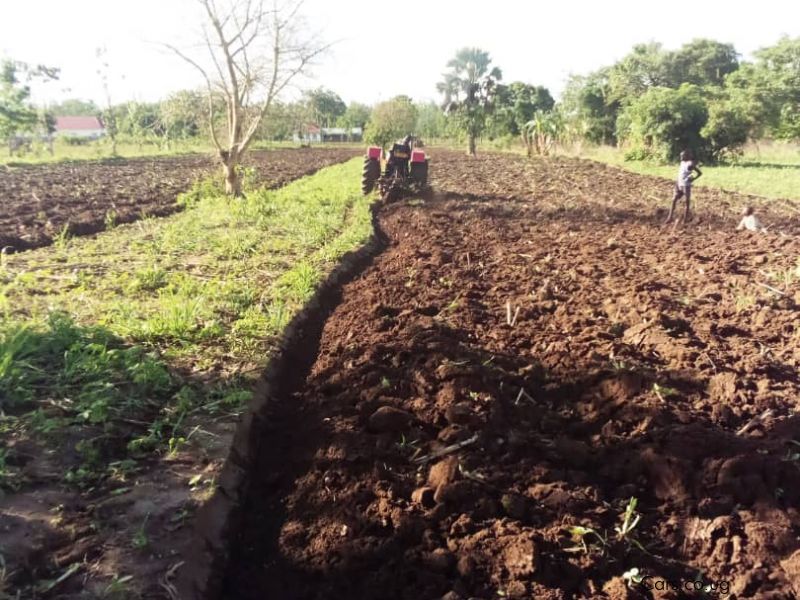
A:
54 116 106 139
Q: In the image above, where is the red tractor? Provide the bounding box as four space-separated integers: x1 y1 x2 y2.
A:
361 136 430 201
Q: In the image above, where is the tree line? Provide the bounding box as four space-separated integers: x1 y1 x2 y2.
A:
4 24 800 187
562 36 800 162
430 36 800 162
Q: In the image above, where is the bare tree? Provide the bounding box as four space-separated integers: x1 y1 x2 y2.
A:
167 0 328 196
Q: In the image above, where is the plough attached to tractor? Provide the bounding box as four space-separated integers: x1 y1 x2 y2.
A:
361 136 431 201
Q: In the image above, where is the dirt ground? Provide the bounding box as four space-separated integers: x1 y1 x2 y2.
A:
0 147 360 251
222 151 800 599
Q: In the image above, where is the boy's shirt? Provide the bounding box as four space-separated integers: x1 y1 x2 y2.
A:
678 160 694 188
737 214 765 232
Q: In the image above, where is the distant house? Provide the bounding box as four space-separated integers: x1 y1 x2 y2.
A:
293 124 362 144
54 116 106 139
320 127 363 142
293 124 321 144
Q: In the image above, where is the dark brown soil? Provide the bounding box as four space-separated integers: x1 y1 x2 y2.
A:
0 147 360 251
222 151 800 599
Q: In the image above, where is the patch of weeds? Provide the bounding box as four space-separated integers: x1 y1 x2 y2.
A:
132 513 150 550
177 176 223 209
264 300 289 334
26 409 66 434
276 261 320 304
204 385 253 414
130 266 168 292
132 294 215 342
735 293 756 312
0 312 169 416
218 284 258 313
104 209 118 230
53 224 71 250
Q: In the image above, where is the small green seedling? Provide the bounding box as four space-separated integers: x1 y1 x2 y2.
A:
565 525 607 554
104 574 133 597
53 224 71 250
616 497 641 539
396 434 419 452
615 497 648 553
132 513 150 550
652 383 680 401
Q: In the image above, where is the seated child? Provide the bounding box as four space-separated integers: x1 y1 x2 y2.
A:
736 206 766 232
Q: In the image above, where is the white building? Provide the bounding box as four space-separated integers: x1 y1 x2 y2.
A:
293 125 363 144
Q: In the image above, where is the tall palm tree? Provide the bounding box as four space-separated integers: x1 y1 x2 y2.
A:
437 48 502 156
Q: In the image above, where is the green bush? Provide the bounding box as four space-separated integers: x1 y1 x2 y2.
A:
617 84 708 163
701 98 753 162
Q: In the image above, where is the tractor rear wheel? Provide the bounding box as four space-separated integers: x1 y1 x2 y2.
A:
362 157 381 195
410 159 428 188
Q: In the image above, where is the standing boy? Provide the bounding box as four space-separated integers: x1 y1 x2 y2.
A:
665 149 702 224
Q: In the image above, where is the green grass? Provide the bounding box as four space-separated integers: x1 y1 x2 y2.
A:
573 142 800 201
1 137 212 165
0 158 373 488
0 136 348 166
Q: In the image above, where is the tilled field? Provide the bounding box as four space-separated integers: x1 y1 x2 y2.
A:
0 147 359 250
222 151 800 599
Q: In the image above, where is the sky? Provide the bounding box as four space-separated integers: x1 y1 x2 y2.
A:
1 0 799 108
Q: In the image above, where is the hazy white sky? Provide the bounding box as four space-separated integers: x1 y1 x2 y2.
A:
1 0 799 107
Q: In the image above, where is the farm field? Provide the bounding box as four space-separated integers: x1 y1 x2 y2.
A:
219 150 800 599
0 146 360 251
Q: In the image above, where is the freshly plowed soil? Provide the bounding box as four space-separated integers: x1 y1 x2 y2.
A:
223 151 800 599
0 147 359 251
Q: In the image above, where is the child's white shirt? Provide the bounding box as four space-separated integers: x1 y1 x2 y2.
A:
678 160 694 186
736 214 764 232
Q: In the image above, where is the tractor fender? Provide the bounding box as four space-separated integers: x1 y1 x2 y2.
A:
367 146 383 160
410 150 426 163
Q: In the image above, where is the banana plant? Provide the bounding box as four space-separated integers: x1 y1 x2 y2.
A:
522 110 564 157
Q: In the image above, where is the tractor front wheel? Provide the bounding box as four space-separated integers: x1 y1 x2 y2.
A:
362 157 381 195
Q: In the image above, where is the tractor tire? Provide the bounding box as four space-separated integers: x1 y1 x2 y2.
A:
410 159 428 188
362 157 381 195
